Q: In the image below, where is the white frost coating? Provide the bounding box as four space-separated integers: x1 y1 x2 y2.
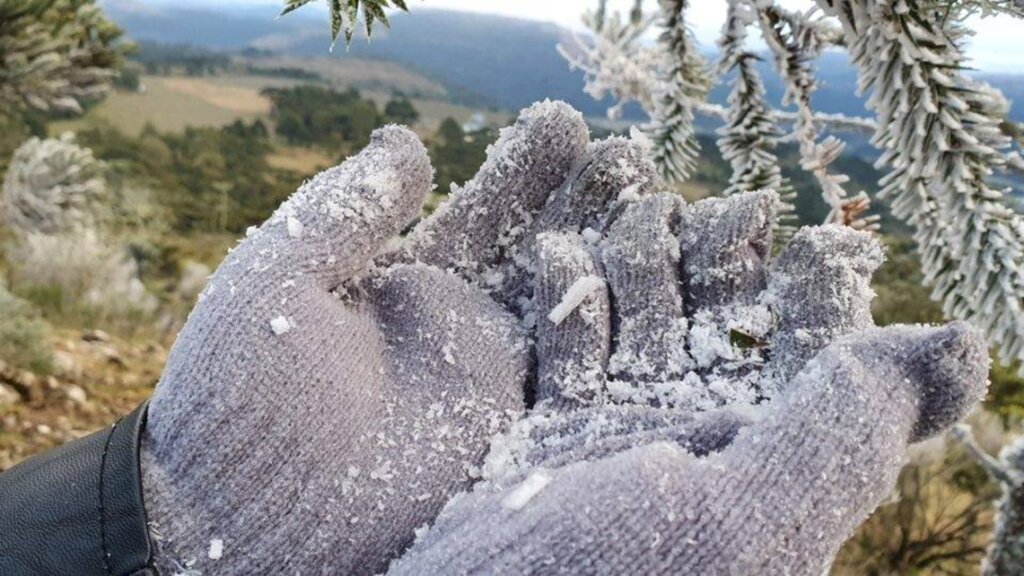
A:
581 227 603 245
270 315 292 335
362 168 399 203
501 470 553 511
208 538 224 560
548 276 605 325
286 216 304 239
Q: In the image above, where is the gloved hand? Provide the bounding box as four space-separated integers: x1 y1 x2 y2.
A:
139 101 660 574
387 192 990 575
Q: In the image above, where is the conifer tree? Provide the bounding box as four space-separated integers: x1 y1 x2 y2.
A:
0 0 125 114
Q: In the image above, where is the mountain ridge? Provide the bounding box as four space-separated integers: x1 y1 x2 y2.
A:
102 2 1024 122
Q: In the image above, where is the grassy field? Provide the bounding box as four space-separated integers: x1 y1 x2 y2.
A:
50 75 294 135
244 55 447 99
50 73 509 138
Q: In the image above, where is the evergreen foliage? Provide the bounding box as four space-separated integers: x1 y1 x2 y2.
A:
428 118 495 197
264 85 382 151
0 0 126 114
815 0 1024 373
384 95 419 126
280 0 409 47
715 4 796 234
77 120 292 234
1 133 106 236
646 0 711 185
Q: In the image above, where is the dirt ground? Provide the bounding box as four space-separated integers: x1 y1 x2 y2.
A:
0 329 165 471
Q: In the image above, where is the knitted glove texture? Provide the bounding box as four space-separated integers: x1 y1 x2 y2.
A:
387 190 989 575
139 101 628 574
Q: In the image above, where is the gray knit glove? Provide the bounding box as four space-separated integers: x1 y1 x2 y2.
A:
139 101 662 574
387 192 990 575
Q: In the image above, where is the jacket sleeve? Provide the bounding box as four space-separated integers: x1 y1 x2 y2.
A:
0 402 158 576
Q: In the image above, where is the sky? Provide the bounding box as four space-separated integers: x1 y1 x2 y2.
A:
150 0 1023 73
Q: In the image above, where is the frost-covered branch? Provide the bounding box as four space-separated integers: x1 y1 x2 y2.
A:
646 0 712 184
715 2 796 234
697 101 878 134
559 1 880 142
752 0 878 230
951 425 1024 574
942 0 1024 18
815 0 1024 374
951 425 1017 485
280 0 409 47
558 6 660 120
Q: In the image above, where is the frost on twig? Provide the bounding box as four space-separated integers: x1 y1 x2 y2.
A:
751 1 878 231
943 0 1024 19
557 3 659 120
951 425 1024 574
696 101 877 134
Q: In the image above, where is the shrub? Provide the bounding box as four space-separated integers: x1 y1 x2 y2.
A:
1 133 107 236
7 231 156 333
0 280 52 374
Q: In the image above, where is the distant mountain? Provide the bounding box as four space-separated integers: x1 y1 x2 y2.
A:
103 1 1024 122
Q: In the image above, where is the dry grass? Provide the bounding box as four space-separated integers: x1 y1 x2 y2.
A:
160 77 272 114
267 146 335 175
49 73 508 143
50 75 287 135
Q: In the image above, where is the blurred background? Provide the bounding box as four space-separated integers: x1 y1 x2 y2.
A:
0 1 1022 573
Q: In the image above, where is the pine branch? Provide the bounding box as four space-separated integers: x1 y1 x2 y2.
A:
940 0 1024 18
815 0 1024 375
281 0 409 47
557 7 660 120
716 2 796 236
645 0 711 184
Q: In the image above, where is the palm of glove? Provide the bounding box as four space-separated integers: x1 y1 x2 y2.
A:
389 189 989 573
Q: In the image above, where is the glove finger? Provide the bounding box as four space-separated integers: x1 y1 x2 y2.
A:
679 190 777 315
534 232 611 409
669 322 989 571
601 193 691 381
237 126 432 291
766 225 885 386
493 136 656 314
534 136 658 235
401 101 588 283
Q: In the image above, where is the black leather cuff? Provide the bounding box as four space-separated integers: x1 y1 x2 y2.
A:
0 402 157 576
